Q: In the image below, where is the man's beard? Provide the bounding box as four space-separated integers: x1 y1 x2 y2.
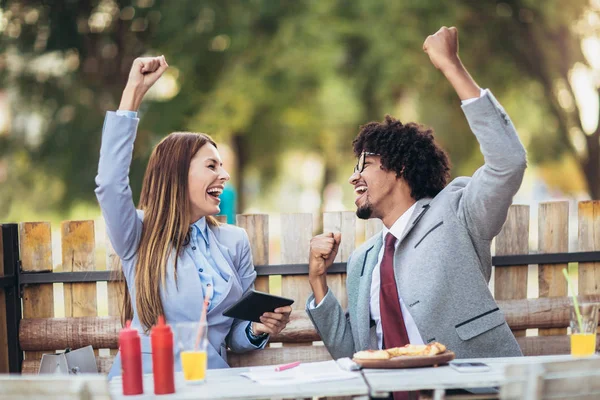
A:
356 202 373 220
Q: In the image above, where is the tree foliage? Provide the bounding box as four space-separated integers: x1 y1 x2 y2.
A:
0 0 597 220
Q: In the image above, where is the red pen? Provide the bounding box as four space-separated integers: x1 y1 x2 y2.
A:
274 361 301 372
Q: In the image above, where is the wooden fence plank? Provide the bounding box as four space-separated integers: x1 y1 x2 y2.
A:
62 220 98 359
0 225 8 373
19 222 54 367
495 205 530 337
19 311 319 350
499 295 600 330
105 225 123 357
578 201 600 295
236 215 269 293
19 222 52 273
578 201 600 335
538 202 569 336
105 227 122 320
323 211 355 310
280 213 313 348
280 213 313 311
20 317 120 350
62 221 97 318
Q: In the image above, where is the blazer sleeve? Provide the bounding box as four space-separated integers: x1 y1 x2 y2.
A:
305 254 356 360
454 90 527 240
226 229 269 352
94 112 143 262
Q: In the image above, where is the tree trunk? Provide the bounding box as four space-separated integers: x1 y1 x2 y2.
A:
517 17 597 198
584 126 600 199
231 133 248 213
315 158 338 233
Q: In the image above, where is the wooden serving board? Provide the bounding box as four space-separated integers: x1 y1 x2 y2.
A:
353 350 455 369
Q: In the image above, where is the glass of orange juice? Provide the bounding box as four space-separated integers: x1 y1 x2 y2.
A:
570 301 599 357
174 322 208 384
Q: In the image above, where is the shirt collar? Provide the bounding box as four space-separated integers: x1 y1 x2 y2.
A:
192 217 209 246
382 202 418 242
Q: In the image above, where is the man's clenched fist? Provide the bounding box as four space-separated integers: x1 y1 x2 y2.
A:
423 26 460 72
309 232 341 278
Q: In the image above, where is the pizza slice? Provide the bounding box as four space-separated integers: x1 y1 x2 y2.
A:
386 342 447 357
353 342 448 360
352 349 391 360
426 342 446 355
386 344 426 357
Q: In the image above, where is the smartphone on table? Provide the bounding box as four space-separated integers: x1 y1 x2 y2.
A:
449 361 491 373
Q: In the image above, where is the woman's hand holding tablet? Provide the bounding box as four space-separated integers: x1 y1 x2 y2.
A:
222 290 294 322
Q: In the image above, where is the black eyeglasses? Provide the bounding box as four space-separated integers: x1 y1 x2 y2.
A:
353 152 378 174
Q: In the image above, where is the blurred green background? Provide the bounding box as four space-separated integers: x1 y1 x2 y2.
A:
0 0 599 224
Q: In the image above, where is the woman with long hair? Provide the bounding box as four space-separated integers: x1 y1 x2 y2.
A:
96 56 291 379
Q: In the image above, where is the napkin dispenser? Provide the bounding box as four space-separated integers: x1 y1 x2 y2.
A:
38 345 98 375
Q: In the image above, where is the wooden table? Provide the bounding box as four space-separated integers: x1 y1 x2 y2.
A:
362 355 591 399
109 366 369 400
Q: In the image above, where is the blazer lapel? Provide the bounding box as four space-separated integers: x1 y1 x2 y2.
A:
356 235 383 349
397 198 433 245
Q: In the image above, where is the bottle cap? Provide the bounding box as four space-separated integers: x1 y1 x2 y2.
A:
120 320 139 339
152 315 172 335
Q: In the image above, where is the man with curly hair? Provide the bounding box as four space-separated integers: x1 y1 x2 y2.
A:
306 26 526 370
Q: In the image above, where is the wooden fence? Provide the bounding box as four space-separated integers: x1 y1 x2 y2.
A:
1 201 600 374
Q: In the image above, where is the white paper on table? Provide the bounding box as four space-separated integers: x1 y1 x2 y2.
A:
240 360 360 385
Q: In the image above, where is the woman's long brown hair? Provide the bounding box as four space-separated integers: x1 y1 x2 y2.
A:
120 132 219 332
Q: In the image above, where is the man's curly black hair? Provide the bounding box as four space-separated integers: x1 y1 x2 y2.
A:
352 115 451 200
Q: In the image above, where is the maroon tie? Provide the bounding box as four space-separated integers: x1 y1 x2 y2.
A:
380 233 412 400
380 233 410 348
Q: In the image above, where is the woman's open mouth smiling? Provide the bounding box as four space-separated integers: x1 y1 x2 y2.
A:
207 186 223 201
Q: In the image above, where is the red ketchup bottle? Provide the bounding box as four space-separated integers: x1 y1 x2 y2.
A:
151 315 175 394
119 320 143 395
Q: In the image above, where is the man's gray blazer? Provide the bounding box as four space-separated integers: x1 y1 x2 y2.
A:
306 91 526 359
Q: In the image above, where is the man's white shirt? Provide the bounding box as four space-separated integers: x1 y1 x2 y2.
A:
371 202 422 348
